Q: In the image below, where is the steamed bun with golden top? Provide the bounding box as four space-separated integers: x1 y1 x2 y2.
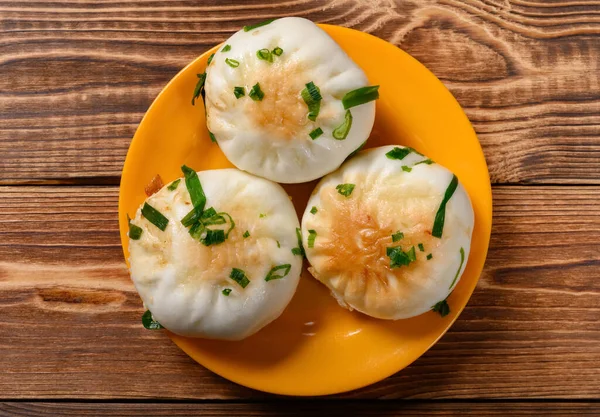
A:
128 168 302 340
204 17 377 183
301 146 474 320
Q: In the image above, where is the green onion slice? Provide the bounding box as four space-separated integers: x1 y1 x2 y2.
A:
332 110 353 140
387 245 416 268
243 19 275 32
222 288 232 296
291 227 305 257
225 58 240 68
432 299 450 317
415 159 434 165
207 53 215 65
342 85 380 109
243 230 250 238
221 44 231 52
257 48 273 62
272 47 283 56
309 127 323 140
233 86 245 99
427 253 433 260
249 83 265 101
402 166 412 172
181 165 206 211
265 264 292 281
336 183 355 197
391 231 403 242
142 310 163 330
449 247 465 289
201 229 226 246
141 203 169 231
191 72 206 106
127 214 143 240
167 179 181 191
385 147 411 160
301 81 322 121
208 131 217 143
310 206 318 215
229 268 250 288
277 240 281 248
307 229 317 249
418 243 425 252
432 175 459 238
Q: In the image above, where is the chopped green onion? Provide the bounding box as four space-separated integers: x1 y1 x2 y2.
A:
181 165 206 211
127 214 143 240
336 183 355 197
387 246 416 268
243 230 250 238
249 83 265 101
310 206 318 215
427 253 433 260
233 86 245 99
449 247 465 289
201 211 226 226
272 46 283 56
225 58 240 68
229 268 250 288
142 310 163 330
301 81 322 121
432 175 459 238
342 85 380 109
202 228 226 246
141 203 169 231
191 72 206 106
257 48 273 62
291 227 305 257
167 179 181 191
277 240 281 248
181 206 202 227
309 127 323 140
222 288 232 296
259 213 267 218
432 299 450 317
208 131 217 143
243 19 275 32
332 109 353 140
418 243 425 252
385 147 411 160
402 165 412 172
207 53 215 65
391 231 403 242
265 264 292 281
416 159 434 165
307 229 317 249
188 221 205 240
221 44 231 52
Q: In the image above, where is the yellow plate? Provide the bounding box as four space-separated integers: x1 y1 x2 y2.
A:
119 24 492 396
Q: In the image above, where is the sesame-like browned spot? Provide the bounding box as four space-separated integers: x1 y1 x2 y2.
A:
248 61 309 139
314 188 440 297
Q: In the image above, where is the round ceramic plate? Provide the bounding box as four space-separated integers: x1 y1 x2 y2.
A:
119 24 492 396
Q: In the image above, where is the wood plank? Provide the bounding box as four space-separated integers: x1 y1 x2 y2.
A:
0 185 598 399
1 0 600 183
0 402 599 416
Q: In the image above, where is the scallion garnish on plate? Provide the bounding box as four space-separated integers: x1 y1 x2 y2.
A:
418 243 425 252
342 85 380 109
336 183 355 197
141 203 169 231
229 268 250 288
257 48 273 62
167 179 181 191
181 165 206 211
432 299 450 317
432 174 459 238
243 230 250 238
221 44 231 52
449 247 465 289
402 166 412 172
291 227 305 257
391 231 403 242
387 245 416 268
272 47 283 56
307 229 317 248
265 264 292 281
127 214 143 240
207 53 215 65
225 58 240 68
234 86 245 99
385 147 411 160
249 83 265 101
208 131 217 143
301 81 322 121
222 288 232 296
332 110 352 140
310 206 318 215
142 310 163 330
191 72 206 106
243 19 275 32
309 127 323 140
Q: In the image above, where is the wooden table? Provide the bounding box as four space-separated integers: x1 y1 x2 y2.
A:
1 0 599 415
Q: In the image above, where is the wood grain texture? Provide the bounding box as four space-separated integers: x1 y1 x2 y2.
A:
0 402 599 416
0 185 598 400
1 0 599 184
